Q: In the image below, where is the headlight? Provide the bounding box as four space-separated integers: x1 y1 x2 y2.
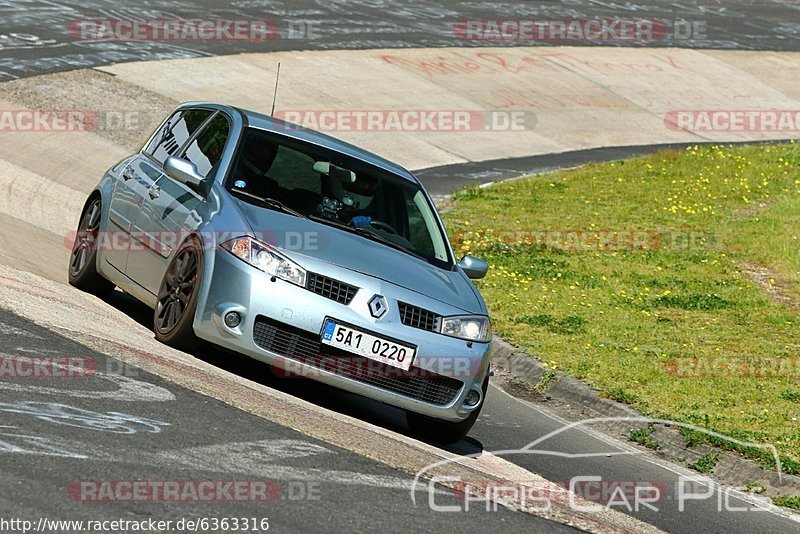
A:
221 236 307 287
440 315 491 342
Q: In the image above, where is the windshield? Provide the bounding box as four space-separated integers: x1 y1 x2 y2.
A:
226 127 452 268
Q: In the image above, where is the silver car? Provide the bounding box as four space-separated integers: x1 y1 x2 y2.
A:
68 102 491 443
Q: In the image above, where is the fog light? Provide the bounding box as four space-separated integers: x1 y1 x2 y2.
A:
224 311 241 328
464 389 481 407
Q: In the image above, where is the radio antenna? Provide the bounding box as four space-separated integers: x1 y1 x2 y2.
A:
270 62 281 116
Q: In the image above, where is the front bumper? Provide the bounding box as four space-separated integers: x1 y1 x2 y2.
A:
193 247 492 422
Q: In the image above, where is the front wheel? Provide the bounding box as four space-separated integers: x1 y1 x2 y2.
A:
68 196 115 295
406 373 489 445
154 237 203 350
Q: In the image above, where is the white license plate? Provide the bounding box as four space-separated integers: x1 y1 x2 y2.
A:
321 319 416 371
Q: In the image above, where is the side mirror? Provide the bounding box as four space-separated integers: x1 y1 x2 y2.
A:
458 255 489 280
164 156 204 187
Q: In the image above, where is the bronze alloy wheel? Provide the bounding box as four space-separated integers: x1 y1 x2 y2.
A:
154 237 203 349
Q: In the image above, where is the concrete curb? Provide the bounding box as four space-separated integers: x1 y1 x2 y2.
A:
491 337 800 499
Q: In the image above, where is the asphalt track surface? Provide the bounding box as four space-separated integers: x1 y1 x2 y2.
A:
2 0 800 81
1 1 799 533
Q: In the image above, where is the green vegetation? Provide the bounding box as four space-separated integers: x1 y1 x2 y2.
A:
742 482 766 494
689 452 721 474
629 426 661 450
772 494 800 511
535 370 557 391
444 142 800 468
679 426 708 448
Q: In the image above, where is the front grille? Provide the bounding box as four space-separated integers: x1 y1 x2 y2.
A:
252 316 463 406
306 272 358 305
398 302 441 332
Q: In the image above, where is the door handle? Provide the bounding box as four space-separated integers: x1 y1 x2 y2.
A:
122 167 134 181
148 185 161 199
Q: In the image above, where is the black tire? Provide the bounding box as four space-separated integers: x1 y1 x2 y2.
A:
406 372 490 445
154 236 203 350
68 196 115 295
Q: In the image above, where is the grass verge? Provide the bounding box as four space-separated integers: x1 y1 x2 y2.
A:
443 142 800 470
772 494 800 511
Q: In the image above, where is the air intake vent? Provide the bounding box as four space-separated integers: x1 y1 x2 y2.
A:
398 302 441 332
306 272 358 305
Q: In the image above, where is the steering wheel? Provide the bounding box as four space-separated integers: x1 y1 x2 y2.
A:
368 220 398 235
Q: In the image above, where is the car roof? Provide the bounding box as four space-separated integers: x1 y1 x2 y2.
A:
233 106 419 184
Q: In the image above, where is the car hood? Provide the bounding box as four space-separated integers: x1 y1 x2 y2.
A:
235 201 484 314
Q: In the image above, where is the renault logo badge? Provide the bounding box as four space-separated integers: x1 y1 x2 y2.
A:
368 295 388 318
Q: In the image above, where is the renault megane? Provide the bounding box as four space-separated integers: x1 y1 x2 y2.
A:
68 102 492 443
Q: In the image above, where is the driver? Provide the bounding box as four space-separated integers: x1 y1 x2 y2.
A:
329 170 378 229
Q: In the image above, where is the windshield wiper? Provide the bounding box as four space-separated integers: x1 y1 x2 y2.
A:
232 190 305 218
353 228 429 262
308 214 429 263
308 214 349 230
261 198 305 218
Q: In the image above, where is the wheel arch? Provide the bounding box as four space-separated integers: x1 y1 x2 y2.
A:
175 230 216 335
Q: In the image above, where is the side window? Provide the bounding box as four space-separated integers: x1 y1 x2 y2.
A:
181 114 230 178
407 189 445 261
146 109 213 165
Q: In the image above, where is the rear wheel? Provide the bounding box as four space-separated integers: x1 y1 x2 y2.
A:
154 237 203 350
68 196 115 295
406 372 489 445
